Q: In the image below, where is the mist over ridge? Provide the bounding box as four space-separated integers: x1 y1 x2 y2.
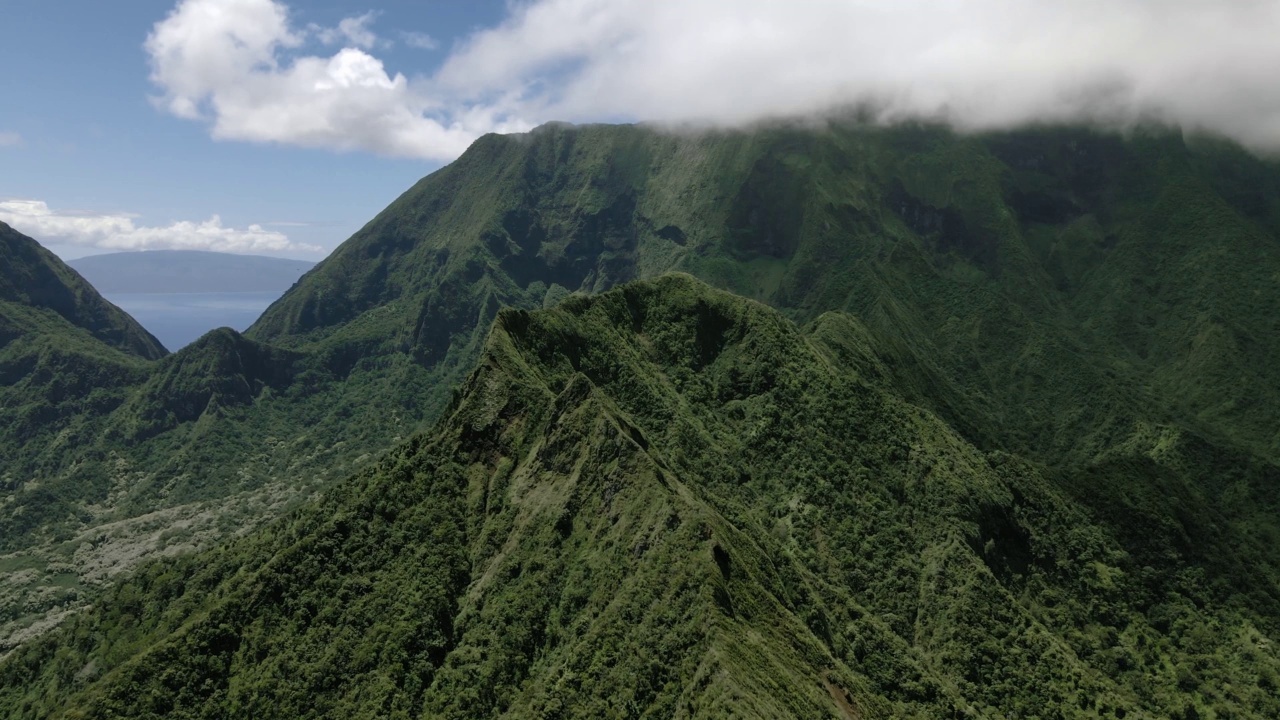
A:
148 0 1280 162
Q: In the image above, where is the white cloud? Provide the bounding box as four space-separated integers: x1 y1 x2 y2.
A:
400 31 438 50
434 0 1280 150
148 0 1280 161
146 0 528 161
311 11 380 50
0 132 21 147
0 199 322 254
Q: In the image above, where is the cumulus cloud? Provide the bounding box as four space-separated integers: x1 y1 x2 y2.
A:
0 132 21 147
147 0 1280 161
0 199 322 254
146 0 528 161
437 0 1280 149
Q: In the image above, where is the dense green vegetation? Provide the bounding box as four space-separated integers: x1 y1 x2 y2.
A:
0 223 168 536
3 120 1280 716
3 276 1278 718
0 222 166 362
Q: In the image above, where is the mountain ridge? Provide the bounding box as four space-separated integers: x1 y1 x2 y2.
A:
3 121 1280 717
0 222 166 359
4 273 1277 717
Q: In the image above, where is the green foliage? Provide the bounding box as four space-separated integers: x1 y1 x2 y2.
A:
0 222 166 360
5 121 1280 717
4 275 1279 718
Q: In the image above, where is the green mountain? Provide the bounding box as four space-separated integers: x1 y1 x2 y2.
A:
68 250 316 294
0 221 168 506
248 121 1280 464
0 225 172 650
0 224 169 650
3 121 1280 716
3 275 1278 718
0 222 166 360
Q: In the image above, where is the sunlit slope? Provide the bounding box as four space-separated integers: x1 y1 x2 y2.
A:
5 121 1280 698
5 275 1277 718
252 122 1280 464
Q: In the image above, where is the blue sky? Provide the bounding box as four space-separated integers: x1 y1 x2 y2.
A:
2 0 1277 261
0 1 509 259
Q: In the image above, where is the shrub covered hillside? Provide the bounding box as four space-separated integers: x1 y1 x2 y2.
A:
2 275 1277 718
8 123 1280 558
0 224 166 650
250 121 1280 467
0 222 168 541
0 222 166 362
3 120 1280 713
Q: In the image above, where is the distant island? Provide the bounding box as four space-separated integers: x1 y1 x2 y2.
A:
66 250 319 350
69 250 316 294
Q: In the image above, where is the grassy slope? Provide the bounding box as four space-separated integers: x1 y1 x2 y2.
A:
3 276 1277 719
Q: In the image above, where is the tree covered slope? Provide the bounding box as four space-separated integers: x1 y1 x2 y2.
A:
3 275 1277 718
3 121 1280 717
0 222 167 535
248 121 1280 465
0 222 166 361
0 224 172 651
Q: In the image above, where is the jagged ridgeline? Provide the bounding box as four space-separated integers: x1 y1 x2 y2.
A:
7 122 1280 543
2 121 1280 715
3 276 1278 718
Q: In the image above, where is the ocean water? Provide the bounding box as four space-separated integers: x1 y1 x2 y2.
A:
103 291 284 352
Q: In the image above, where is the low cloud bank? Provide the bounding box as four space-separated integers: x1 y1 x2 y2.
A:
148 0 1280 161
0 199 322 254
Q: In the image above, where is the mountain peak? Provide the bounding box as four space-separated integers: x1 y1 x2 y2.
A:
6 123 1280 718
